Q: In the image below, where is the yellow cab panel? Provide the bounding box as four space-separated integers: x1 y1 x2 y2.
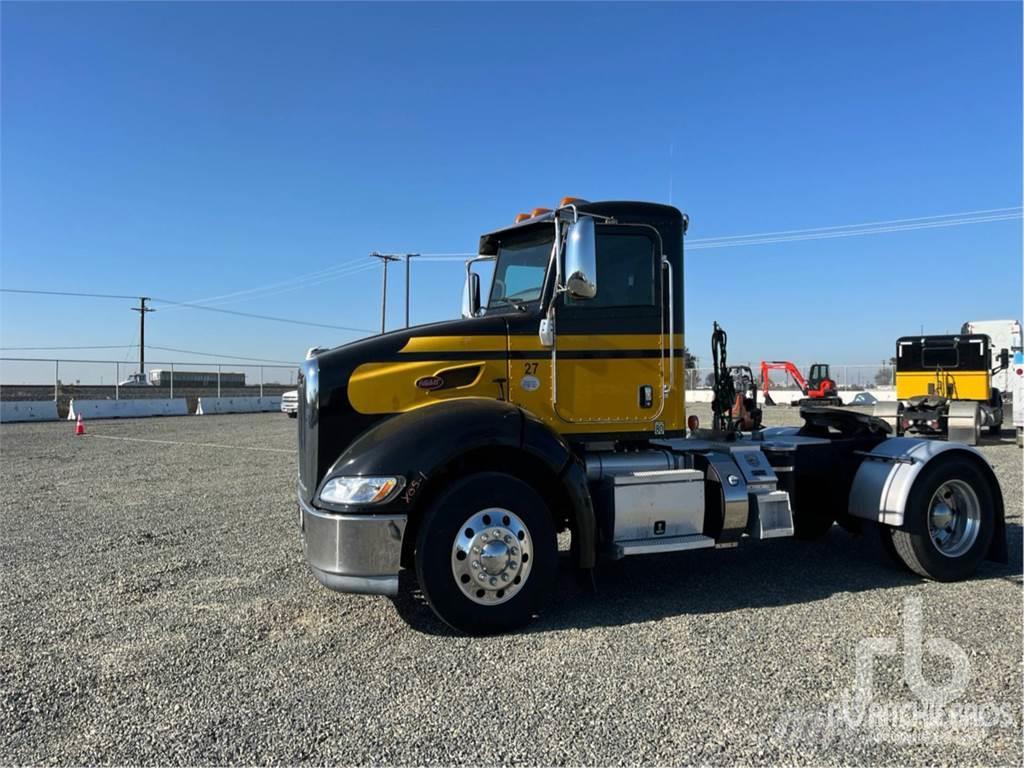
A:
895 334 993 402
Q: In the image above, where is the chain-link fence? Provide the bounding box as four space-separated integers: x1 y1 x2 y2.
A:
0 357 299 416
686 364 896 391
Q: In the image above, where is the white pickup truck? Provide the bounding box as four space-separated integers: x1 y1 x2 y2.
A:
281 389 298 418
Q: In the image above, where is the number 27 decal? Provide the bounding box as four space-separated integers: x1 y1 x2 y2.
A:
523 362 539 375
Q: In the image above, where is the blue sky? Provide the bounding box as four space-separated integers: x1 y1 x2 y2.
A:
2 1 1021 378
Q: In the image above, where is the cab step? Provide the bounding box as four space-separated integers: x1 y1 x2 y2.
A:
612 534 716 559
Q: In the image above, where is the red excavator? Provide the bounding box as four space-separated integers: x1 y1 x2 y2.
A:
760 361 843 407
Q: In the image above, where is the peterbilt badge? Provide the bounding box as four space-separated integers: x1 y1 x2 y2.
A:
415 375 445 391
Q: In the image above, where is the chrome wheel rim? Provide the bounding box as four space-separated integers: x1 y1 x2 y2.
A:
928 479 981 558
451 508 533 605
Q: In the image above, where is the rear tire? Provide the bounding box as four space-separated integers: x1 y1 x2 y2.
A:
889 454 995 581
875 523 911 573
415 472 557 634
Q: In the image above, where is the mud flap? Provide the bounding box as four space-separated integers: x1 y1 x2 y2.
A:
947 400 980 445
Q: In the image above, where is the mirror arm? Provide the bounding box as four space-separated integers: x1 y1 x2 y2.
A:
464 255 495 317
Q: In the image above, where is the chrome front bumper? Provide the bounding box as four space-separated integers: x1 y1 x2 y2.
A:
299 496 406 596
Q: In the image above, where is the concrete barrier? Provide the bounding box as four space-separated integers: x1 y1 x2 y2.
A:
68 399 189 420
0 401 59 423
684 389 897 404
195 396 283 415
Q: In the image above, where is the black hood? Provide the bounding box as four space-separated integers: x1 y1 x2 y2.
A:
300 315 509 502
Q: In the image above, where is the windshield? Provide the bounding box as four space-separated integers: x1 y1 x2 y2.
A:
487 235 553 310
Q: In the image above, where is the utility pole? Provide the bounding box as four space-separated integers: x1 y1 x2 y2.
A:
404 253 419 328
131 297 155 380
370 252 401 334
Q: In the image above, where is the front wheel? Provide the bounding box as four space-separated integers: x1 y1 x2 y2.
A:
889 454 995 581
415 472 557 634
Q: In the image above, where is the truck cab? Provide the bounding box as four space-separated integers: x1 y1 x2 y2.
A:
887 333 1009 444
297 199 1006 634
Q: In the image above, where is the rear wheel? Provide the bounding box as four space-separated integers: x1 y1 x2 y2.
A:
889 455 994 581
415 472 557 634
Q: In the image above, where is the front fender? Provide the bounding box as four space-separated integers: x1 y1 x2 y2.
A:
317 398 596 566
320 398 523 504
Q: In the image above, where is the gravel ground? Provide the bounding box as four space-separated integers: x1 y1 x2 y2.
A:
1 408 1020 765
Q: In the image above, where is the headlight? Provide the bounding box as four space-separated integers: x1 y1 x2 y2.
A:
319 476 404 506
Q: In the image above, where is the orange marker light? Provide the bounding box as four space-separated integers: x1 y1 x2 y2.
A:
514 213 530 223
530 207 552 217
559 196 581 207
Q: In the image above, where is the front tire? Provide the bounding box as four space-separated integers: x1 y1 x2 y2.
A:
415 472 557 634
889 454 995 581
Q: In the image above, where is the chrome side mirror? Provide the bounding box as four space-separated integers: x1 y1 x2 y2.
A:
461 272 482 318
564 216 597 300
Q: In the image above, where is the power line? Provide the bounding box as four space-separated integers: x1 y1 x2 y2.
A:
0 344 136 351
147 346 297 365
687 206 1022 245
0 344 297 364
158 257 378 312
1 288 373 333
178 261 379 310
147 296 375 333
688 211 1022 250
0 288 140 300
406 206 1023 256
414 256 475 262
415 257 479 264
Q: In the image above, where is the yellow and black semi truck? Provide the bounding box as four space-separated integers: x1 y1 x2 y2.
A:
296 200 1006 634
874 334 1010 446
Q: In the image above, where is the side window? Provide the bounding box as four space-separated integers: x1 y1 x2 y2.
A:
566 231 656 308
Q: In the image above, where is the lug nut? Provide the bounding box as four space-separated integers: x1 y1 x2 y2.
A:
472 561 479 569
489 577 497 586
509 561 517 569
501 574 509 582
510 547 518 555
504 535 512 543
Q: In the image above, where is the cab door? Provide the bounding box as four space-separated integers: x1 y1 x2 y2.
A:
551 225 667 429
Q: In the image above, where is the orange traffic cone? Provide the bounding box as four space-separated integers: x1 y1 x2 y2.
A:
74 414 85 436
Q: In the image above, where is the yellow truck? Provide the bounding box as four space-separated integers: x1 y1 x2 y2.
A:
295 199 1007 633
875 334 1010 445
